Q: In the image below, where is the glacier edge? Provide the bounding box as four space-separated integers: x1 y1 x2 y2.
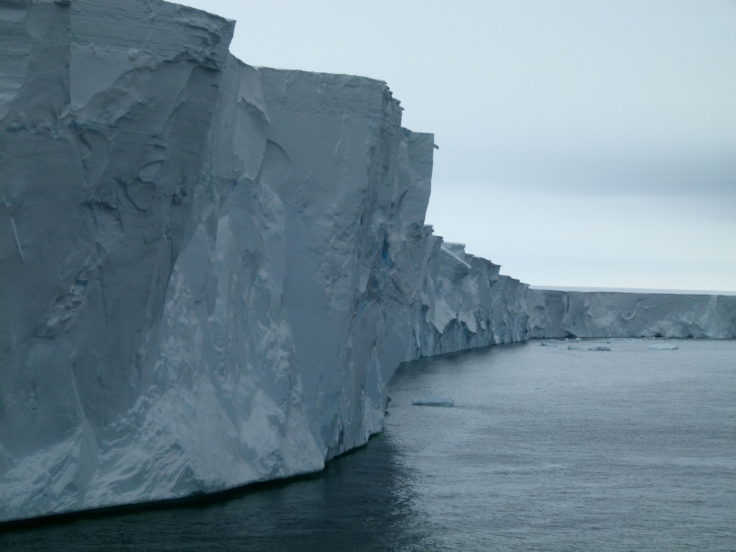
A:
1 0 735 523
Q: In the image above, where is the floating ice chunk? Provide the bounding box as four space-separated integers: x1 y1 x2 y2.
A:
589 346 611 351
411 397 455 407
649 343 679 350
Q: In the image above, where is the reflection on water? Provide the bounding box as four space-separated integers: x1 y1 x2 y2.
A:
2 339 735 551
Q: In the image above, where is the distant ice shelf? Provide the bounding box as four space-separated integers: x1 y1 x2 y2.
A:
1 0 734 524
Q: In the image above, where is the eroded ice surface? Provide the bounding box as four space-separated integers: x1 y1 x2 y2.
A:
1 0 734 522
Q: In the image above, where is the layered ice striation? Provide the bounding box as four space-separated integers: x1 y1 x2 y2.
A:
1 0 734 522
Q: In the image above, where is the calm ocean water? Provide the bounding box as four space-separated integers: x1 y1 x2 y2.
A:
2 339 735 551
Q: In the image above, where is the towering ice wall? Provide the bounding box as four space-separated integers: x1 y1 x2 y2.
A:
0 0 522 521
1 0 733 523
1 0 240 521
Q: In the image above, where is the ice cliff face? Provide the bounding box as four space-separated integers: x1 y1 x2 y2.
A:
1 0 734 523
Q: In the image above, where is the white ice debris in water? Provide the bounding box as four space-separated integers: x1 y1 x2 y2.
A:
412 398 455 407
649 343 680 350
565 344 610 351
1 0 735 524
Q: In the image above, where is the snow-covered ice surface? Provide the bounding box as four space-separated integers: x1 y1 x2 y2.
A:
1 0 735 523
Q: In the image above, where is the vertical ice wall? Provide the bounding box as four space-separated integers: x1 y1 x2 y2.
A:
1 0 240 520
1 0 734 523
0 0 520 520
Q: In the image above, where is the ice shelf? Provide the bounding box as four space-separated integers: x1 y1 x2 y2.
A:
1 0 734 522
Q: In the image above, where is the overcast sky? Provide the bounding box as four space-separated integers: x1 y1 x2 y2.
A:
179 0 736 292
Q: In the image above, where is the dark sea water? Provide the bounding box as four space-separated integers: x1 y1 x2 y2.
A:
2 339 735 551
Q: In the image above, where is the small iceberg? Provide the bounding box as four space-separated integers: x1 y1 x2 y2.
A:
412 397 455 407
649 343 679 351
588 346 611 352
